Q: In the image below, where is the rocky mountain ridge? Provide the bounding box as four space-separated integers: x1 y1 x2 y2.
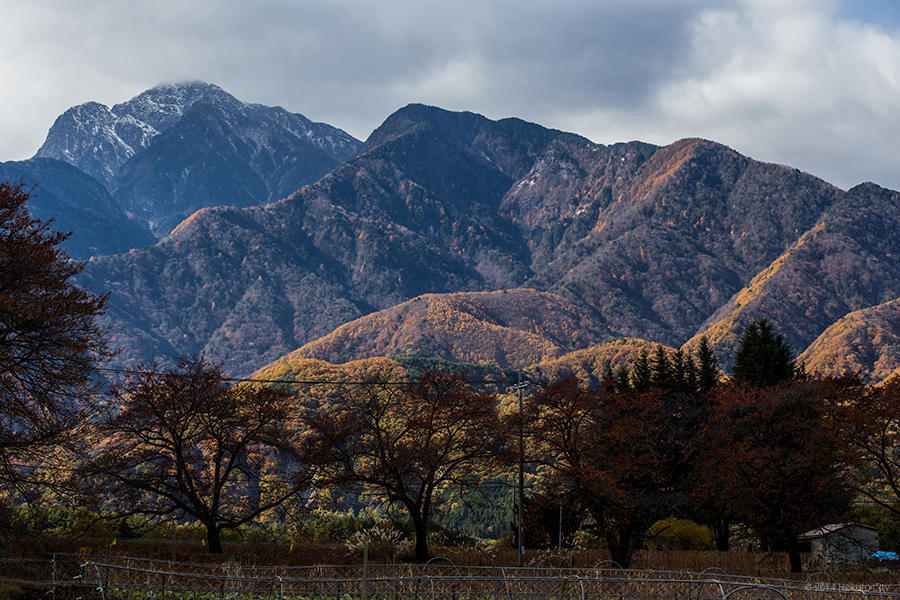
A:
35 83 231 186
686 182 900 370
10 83 897 379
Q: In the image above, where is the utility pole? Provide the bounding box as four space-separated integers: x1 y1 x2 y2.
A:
558 504 563 550
513 380 528 567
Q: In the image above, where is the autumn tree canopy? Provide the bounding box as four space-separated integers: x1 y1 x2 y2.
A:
83 357 318 553
314 371 501 561
695 378 856 572
0 181 107 489
528 378 674 566
841 375 900 515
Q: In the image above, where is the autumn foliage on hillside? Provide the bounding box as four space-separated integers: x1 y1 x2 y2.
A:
284 289 610 369
800 298 900 383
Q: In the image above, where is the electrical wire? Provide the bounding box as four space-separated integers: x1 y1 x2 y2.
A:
95 367 523 387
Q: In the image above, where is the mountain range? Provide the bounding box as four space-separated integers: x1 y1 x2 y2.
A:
8 82 898 382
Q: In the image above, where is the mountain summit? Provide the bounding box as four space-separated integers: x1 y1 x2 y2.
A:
34 82 362 237
35 82 229 186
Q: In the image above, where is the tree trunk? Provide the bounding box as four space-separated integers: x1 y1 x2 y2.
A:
789 546 802 573
412 514 429 562
714 519 730 552
206 522 223 554
608 540 630 568
606 529 632 568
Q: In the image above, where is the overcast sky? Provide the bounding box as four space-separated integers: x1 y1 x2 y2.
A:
2 0 900 190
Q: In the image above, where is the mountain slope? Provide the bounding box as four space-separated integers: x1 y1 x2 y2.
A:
79 104 863 375
80 105 585 373
0 158 154 258
799 298 900 384
512 138 842 346
688 183 900 368
112 92 361 237
34 101 155 187
276 289 610 369
34 83 229 185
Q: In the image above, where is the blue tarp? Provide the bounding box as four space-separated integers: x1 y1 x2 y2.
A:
871 551 900 562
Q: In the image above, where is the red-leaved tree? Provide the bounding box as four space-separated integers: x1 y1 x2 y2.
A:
694 378 856 572
83 358 321 553
841 375 900 515
0 181 108 490
528 378 673 566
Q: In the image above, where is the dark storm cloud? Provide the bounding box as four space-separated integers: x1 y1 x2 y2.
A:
3 1 900 190
152 0 716 141
0 0 719 148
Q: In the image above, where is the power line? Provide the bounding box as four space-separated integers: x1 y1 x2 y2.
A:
95 367 520 387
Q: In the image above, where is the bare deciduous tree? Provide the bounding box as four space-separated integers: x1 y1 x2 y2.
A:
84 357 320 553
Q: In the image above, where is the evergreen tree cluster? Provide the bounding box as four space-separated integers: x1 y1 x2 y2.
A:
732 318 801 386
602 336 720 395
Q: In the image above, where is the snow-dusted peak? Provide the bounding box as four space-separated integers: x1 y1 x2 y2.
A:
244 103 361 158
111 81 240 131
66 101 115 121
34 81 362 195
34 82 235 185
34 101 142 184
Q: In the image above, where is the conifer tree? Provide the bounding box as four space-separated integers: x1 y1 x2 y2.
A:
631 350 652 393
615 365 631 394
684 355 700 394
602 360 616 390
670 348 687 392
651 345 672 390
732 319 796 387
696 336 720 393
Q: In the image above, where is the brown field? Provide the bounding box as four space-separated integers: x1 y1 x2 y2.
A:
0 535 867 575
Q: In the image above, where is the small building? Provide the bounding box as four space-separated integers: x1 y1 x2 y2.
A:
797 523 879 565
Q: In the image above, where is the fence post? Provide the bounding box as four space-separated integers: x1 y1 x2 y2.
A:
92 562 107 600
276 575 283 600
362 541 368 600
50 553 56 600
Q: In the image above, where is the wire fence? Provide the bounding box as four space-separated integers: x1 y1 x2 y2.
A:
8 554 900 600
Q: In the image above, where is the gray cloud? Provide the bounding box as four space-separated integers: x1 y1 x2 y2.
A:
2 0 900 189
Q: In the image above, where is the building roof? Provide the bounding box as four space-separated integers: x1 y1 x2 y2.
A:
798 522 877 541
